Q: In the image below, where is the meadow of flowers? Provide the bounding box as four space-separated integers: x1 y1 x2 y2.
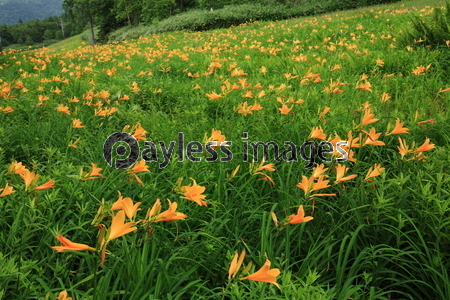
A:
1 0 450 299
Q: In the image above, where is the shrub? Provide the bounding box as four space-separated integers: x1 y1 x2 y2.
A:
402 1 450 48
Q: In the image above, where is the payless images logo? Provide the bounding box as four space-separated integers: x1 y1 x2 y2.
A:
103 132 348 169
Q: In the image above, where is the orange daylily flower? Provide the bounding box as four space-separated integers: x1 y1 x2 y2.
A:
51 234 95 252
312 164 329 178
387 118 409 135
319 106 330 123
308 126 326 140
111 191 141 219
0 106 13 113
106 210 137 241
57 104 70 115
240 259 280 289
205 91 224 100
253 161 275 172
205 128 226 149
72 118 84 128
313 175 331 191
361 128 385 146
365 164 385 181
19 169 39 190
286 205 313 224
296 175 313 195
132 122 147 141
279 104 292 115
417 119 435 124
415 138 435 152
335 164 358 183
397 137 411 158
180 178 208 206
237 101 253 116
34 179 55 190
357 81 372 92
228 250 246 279
296 175 330 195
8 161 27 175
130 159 150 173
155 199 187 222
127 160 150 185
56 290 72 300
380 92 391 102
82 163 106 180
360 107 378 127
250 101 263 111
0 183 15 197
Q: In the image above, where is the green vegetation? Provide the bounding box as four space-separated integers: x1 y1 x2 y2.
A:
0 0 63 25
0 0 449 299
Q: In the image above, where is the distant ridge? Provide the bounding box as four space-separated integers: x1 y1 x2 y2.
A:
0 0 64 25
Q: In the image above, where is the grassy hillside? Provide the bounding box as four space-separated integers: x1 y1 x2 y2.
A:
0 0 449 299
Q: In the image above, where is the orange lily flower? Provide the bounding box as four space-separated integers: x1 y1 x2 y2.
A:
279 104 292 115
106 210 137 241
146 198 162 221
360 107 378 127
313 175 331 191
286 205 313 224
228 250 246 279
8 161 27 175
127 160 150 185
155 199 187 222
72 118 84 128
180 178 208 206
51 234 95 252
56 104 70 115
296 175 313 195
205 128 226 149
0 183 15 197
380 92 391 102
361 128 385 146
311 164 328 178
132 122 147 141
357 81 372 92
111 191 141 219
130 160 150 173
250 101 263 111
335 164 358 183
237 101 253 116
417 119 435 124
56 290 72 300
19 169 39 190
82 163 106 180
397 137 411 158
253 161 275 172
240 259 280 289
205 91 224 100
34 179 55 190
0 106 13 113
415 138 435 152
309 126 326 140
319 106 330 123
365 164 385 181
387 118 409 135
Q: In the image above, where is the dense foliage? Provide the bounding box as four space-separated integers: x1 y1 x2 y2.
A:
1 0 449 299
62 0 401 44
0 15 83 48
0 0 63 25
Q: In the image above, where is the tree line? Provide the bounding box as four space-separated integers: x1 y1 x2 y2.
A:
0 14 84 48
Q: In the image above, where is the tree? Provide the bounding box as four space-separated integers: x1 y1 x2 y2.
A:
63 0 97 45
